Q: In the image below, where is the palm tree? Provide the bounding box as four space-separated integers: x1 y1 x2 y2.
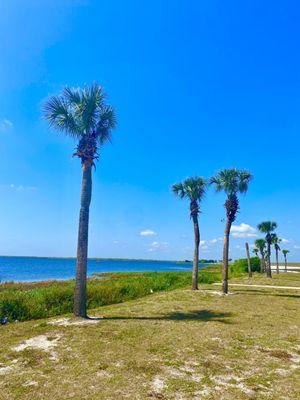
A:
245 242 252 278
257 221 277 278
282 249 290 272
43 83 116 317
210 169 252 294
172 177 207 290
272 235 281 274
254 238 267 273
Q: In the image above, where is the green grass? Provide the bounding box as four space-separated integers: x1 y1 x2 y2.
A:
0 265 238 322
0 273 299 399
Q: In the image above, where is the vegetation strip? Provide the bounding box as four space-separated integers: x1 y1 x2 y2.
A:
213 283 300 290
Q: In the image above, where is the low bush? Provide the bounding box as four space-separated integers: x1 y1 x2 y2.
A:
230 257 261 274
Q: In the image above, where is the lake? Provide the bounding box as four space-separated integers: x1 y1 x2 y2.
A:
0 256 209 282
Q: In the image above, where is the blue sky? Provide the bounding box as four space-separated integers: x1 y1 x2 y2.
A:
0 0 299 261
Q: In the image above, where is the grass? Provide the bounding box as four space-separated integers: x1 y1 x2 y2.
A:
0 272 299 399
0 265 229 322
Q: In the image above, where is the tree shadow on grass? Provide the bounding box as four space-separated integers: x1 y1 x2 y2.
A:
234 289 300 299
104 309 233 324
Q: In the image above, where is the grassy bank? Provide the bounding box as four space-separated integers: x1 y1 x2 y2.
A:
1 265 230 322
0 260 262 322
0 273 299 399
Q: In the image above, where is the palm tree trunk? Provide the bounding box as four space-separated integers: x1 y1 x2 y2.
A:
222 219 231 294
266 241 272 278
192 215 200 290
245 242 252 278
276 249 279 274
74 162 92 317
259 249 265 273
284 256 287 272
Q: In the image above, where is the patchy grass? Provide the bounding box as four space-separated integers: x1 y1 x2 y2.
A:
0 273 299 399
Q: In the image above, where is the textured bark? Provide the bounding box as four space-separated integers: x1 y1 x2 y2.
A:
192 215 200 290
266 239 272 278
222 220 231 294
284 255 287 272
222 194 238 294
259 249 266 273
74 162 92 317
245 242 252 278
190 199 200 290
275 248 279 274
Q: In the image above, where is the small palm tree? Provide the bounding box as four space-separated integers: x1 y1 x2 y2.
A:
172 177 207 290
43 83 116 317
282 249 290 272
254 238 267 273
252 248 259 257
210 169 252 294
272 235 281 274
257 221 277 278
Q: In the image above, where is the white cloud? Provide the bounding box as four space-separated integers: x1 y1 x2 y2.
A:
293 245 300 249
147 241 169 252
231 223 258 238
8 184 36 192
140 229 157 237
200 240 206 246
0 119 13 132
210 237 223 244
281 238 290 244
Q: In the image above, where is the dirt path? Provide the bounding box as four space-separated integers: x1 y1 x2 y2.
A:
213 283 300 290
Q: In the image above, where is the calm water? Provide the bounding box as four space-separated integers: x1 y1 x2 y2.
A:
0 256 208 283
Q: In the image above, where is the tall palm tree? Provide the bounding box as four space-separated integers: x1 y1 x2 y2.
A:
272 235 281 274
245 242 252 278
43 83 116 317
257 221 277 278
282 249 290 272
210 169 252 294
172 177 207 290
254 238 267 273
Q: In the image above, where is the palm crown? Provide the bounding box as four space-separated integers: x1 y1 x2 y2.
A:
172 177 207 218
210 169 252 196
272 235 281 250
255 238 266 250
282 249 289 256
43 83 116 164
257 221 277 235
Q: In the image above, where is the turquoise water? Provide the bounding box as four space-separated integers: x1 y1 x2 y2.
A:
0 256 207 282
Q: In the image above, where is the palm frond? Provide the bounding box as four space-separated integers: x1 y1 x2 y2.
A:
255 238 266 250
96 105 117 145
43 83 116 147
172 177 207 201
172 182 186 199
210 168 252 195
62 87 82 106
257 221 278 234
43 96 80 137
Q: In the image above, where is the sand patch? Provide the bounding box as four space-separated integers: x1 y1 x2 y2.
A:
212 374 254 395
49 317 102 327
12 334 61 352
152 377 166 392
0 366 14 375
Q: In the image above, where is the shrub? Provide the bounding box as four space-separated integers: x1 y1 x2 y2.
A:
230 257 261 274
